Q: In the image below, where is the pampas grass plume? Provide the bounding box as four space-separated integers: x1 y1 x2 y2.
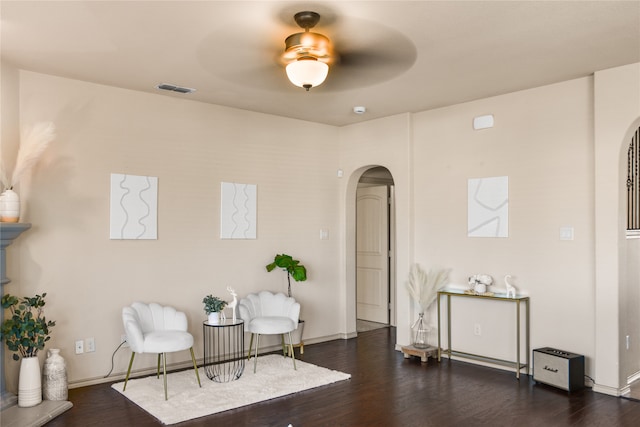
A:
9 122 56 189
405 263 450 312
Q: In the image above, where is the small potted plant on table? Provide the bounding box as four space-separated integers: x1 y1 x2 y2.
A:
203 295 227 324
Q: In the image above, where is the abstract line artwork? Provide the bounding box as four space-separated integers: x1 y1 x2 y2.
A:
468 176 509 238
110 173 158 240
220 182 257 239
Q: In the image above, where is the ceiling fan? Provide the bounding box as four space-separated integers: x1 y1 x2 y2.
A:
281 11 333 91
277 10 417 92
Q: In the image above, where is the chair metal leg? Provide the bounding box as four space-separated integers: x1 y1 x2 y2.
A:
189 347 201 387
253 334 260 373
247 333 254 360
281 335 287 357
157 354 162 378
287 332 296 370
123 352 136 391
162 352 168 400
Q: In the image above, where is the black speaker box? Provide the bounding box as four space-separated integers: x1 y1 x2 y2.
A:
533 347 584 392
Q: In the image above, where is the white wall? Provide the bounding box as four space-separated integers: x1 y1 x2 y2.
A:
4 62 639 396
337 69 638 394
412 77 595 368
593 62 640 393
337 114 412 344
4 70 341 390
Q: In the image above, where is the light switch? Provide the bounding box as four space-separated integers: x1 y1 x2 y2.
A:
320 229 329 240
560 226 574 241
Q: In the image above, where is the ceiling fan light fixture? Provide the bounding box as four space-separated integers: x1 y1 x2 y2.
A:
283 11 332 91
286 57 329 91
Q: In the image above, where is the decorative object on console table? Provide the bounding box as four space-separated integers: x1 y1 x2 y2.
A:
0 222 31 409
533 347 584 392
504 274 517 298
468 274 493 294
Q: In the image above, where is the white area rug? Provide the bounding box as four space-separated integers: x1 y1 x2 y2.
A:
112 355 350 425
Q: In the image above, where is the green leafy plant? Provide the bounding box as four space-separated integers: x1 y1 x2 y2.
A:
202 295 227 314
266 253 307 298
1 293 56 360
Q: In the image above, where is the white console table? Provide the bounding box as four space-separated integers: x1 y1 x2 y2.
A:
436 289 530 379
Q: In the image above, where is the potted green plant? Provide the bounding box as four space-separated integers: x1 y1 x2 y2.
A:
265 253 307 298
1 292 56 407
202 295 227 324
266 253 307 350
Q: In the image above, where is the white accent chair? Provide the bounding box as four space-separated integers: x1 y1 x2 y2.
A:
122 302 201 400
238 291 300 373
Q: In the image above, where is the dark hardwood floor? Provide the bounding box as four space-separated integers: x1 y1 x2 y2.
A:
48 327 640 426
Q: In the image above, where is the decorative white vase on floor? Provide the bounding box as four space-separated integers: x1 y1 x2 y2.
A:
0 189 20 222
208 312 220 324
43 348 68 401
18 356 42 407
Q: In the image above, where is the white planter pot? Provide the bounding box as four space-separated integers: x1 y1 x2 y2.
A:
287 320 305 345
208 312 220 324
18 356 42 407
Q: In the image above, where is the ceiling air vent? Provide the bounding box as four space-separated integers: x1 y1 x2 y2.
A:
156 83 196 94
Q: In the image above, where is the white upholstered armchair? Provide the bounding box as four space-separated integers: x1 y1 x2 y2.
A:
238 291 300 373
122 302 201 400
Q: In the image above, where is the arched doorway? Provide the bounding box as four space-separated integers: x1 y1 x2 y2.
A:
355 166 396 332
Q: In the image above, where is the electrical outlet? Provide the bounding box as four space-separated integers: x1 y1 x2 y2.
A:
75 340 84 354
474 324 482 336
121 334 129 347
85 337 95 353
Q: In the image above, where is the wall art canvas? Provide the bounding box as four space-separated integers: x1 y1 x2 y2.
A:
468 176 509 238
220 182 257 239
110 173 158 240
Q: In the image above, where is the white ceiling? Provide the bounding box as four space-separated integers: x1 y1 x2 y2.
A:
2 1 639 126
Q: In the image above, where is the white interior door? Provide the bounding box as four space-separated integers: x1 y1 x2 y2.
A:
356 185 389 324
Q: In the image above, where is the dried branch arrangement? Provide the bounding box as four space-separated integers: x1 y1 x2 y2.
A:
405 263 450 313
0 122 56 191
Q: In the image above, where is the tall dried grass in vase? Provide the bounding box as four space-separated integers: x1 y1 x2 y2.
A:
0 122 56 191
405 263 449 348
405 263 449 314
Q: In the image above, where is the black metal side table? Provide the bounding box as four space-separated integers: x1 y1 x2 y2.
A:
203 319 245 382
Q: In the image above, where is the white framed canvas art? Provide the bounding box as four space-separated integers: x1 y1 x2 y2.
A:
220 182 257 239
110 173 158 240
468 176 508 238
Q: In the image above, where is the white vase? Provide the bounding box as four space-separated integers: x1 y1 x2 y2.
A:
0 189 20 222
18 356 42 407
43 349 68 401
208 312 220 324
474 283 487 294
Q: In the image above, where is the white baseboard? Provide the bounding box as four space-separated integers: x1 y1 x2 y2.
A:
627 370 640 385
593 383 625 396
